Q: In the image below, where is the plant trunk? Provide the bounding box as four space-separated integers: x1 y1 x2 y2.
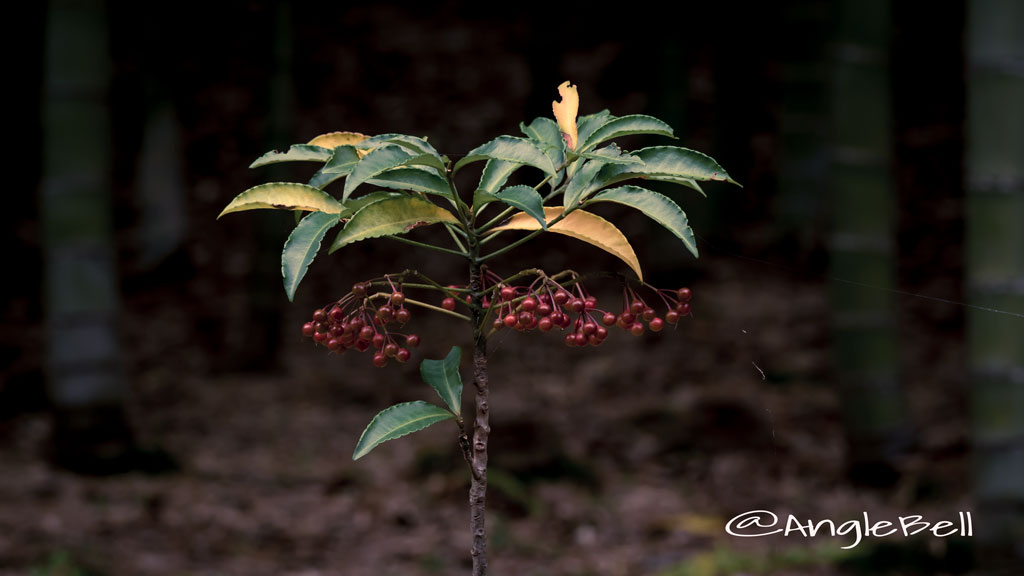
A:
468 260 489 575
966 0 1024 570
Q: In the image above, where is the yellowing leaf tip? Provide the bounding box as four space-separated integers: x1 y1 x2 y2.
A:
552 81 579 151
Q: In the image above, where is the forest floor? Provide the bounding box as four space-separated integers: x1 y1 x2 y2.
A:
0 257 972 576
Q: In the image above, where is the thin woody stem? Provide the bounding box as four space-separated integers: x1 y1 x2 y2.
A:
468 254 490 576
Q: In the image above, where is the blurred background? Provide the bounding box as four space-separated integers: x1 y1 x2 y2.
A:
2 0 1022 575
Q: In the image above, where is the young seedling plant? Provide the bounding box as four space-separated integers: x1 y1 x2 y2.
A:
219 82 739 575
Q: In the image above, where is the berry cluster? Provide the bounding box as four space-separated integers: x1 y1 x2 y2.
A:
301 280 420 368
482 271 693 347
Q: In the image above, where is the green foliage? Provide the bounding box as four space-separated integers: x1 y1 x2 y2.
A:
220 82 739 462
220 83 738 300
352 401 456 460
328 196 459 252
281 212 340 301
419 346 464 416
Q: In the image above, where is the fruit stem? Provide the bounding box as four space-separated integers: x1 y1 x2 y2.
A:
388 235 470 258
402 297 471 322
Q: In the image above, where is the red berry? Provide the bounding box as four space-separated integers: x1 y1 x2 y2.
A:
405 334 421 347
442 297 456 311
569 299 584 313
522 297 537 312
584 296 597 309
630 322 644 336
574 332 587 346
355 339 370 352
384 342 399 357
538 316 553 331
518 311 533 325
352 283 367 297
537 303 552 316
377 305 393 321
582 322 597 336
302 322 315 337
677 287 692 302
666 310 680 324
396 348 411 363
372 333 386 349
630 300 644 314
676 302 691 316
620 312 635 324
395 308 411 324
314 332 328 343
390 292 405 306
602 312 617 326
504 314 517 328
330 306 345 322
641 307 655 322
649 317 664 332
500 286 515 301
349 318 365 331
313 309 327 322
595 326 608 339
327 338 342 350
493 318 504 330
358 326 374 341
554 290 570 306
564 333 576 347
372 353 387 367
314 322 328 334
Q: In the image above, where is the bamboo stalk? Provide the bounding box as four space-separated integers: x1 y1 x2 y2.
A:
966 0 1024 566
829 0 910 484
41 0 130 470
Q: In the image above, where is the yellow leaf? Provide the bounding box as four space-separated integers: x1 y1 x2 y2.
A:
552 81 579 151
491 207 642 280
218 183 342 218
307 131 369 148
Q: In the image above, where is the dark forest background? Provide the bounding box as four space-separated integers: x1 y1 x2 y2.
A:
1 1 1021 575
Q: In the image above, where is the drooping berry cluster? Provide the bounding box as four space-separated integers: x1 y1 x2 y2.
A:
481 270 694 347
301 279 421 368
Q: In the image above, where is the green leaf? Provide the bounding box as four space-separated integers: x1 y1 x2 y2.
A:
218 183 342 218
473 159 521 211
453 136 557 178
419 347 463 416
596 146 739 189
579 114 675 152
250 144 331 168
586 185 699 257
309 146 363 189
576 109 612 146
316 145 363 175
496 185 547 229
368 167 451 197
339 191 402 219
563 159 609 210
356 134 447 174
576 143 645 165
520 117 566 188
328 196 459 253
343 145 415 202
281 212 340 301
352 401 455 460
473 190 500 211
357 133 441 158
